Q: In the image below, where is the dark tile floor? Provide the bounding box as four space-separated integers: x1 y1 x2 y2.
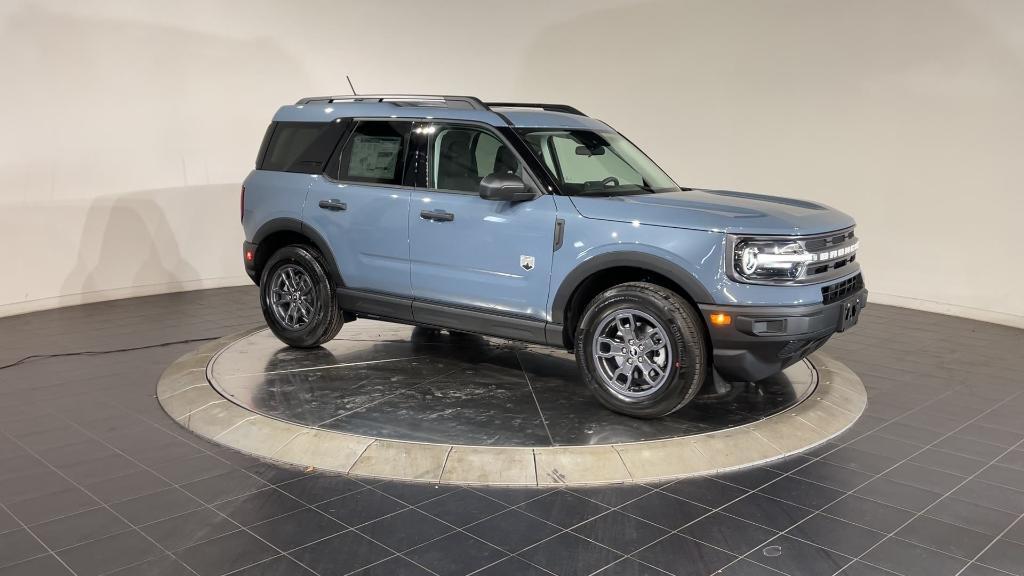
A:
0 287 1021 576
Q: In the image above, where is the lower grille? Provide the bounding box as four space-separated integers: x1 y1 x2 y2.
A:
778 336 829 358
821 274 864 305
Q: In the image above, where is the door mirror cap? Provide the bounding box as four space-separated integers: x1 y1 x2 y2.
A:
478 174 537 202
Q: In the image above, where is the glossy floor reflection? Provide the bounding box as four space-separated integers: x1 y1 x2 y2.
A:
209 321 816 447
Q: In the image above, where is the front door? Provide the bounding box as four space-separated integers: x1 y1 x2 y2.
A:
409 122 558 322
305 120 415 297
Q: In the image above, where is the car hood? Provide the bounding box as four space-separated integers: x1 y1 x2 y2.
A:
568 189 855 235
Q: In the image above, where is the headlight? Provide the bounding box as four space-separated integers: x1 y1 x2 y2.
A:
730 230 860 284
733 240 813 281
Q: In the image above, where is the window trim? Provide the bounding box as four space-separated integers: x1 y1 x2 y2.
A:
255 123 276 169
513 127 682 196
321 118 418 187
415 120 543 197
315 117 561 196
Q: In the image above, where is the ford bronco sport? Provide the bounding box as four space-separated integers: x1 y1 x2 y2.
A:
241 94 866 418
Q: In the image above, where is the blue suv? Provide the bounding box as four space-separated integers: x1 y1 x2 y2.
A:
241 94 866 418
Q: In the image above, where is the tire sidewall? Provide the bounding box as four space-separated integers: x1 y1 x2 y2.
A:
575 285 705 418
260 246 335 347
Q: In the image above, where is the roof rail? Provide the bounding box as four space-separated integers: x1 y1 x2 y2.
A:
295 94 489 111
485 102 586 117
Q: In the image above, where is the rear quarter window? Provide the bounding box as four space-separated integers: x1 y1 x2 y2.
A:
259 121 345 173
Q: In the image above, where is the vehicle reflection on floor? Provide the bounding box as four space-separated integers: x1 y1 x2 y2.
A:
209 320 815 447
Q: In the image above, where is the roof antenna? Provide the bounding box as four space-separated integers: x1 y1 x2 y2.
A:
346 75 358 96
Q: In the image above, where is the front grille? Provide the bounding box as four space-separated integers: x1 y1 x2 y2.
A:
803 229 855 252
821 273 864 305
778 336 830 358
802 229 858 280
806 253 856 279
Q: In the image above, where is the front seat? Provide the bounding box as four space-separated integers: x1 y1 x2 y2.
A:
437 132 477 191
492 145 520 176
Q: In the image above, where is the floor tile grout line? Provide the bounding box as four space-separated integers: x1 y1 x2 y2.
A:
216 554 320 576
349 484 583 573
838 434 1024 576
226 355 430 378
231 473 447 576
48 412 338 576
1 472 362 562
953 514 1024 576
369 485 643 576
5 416 953 576
307 377 375 428
757 394 1024 573
437 446 454 483
808 392 1024 575
785 456 1024 526
614 388 963 568
475 487 693 574
655 481 995 576
0 500 82 576
315 367 462 427
871 422 1020 454
618 375 1005 573
0 504 106 536
514 350 555 447
585 556 676 576
808 394 1024 573
718 460 995 537
0 427 201 576
336 554 423 576
85 482 340 557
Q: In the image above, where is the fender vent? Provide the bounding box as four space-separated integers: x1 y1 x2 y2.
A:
821 274 864 305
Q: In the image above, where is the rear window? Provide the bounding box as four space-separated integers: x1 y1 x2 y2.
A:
260 122 322 171
259 121 346 173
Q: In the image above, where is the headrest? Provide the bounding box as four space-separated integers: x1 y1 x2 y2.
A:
493 145 519 174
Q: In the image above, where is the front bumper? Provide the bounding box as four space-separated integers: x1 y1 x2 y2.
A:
699 286 867 383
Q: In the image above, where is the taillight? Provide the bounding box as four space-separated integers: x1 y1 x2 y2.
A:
240 185 246 222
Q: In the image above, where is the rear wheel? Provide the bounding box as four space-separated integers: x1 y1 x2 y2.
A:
260 245 342 347
575 282 706 418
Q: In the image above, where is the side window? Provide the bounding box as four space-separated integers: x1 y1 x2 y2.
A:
429 125 521 193
331 121 411 185
261 123 325 172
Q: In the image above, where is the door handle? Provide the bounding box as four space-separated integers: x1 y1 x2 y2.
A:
420 209 455 222
318 199 347 211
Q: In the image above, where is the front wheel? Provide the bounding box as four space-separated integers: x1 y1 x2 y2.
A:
260 245 343 348
575 282 707 418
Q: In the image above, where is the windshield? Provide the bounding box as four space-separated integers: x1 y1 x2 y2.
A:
517 129 679 196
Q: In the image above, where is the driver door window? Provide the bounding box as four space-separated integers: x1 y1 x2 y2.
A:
428 126 522 194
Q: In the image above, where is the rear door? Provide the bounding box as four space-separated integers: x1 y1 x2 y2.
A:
305 120 415 298
408 122 558 322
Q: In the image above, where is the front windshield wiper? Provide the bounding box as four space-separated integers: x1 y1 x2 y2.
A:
574 185 657 197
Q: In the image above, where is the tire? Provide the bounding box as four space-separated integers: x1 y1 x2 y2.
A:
260 245 343 348
575 282 707 418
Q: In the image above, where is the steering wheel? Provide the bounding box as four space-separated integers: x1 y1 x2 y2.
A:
601 176 620 188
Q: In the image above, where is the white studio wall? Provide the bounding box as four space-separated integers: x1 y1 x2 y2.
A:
1 0 1022 326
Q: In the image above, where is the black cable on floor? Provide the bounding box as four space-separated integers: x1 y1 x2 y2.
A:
0 336 219 371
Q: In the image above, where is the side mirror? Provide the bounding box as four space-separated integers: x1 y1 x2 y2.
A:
479 174 537 202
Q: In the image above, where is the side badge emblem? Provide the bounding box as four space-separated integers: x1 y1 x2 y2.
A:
520 255 535 271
